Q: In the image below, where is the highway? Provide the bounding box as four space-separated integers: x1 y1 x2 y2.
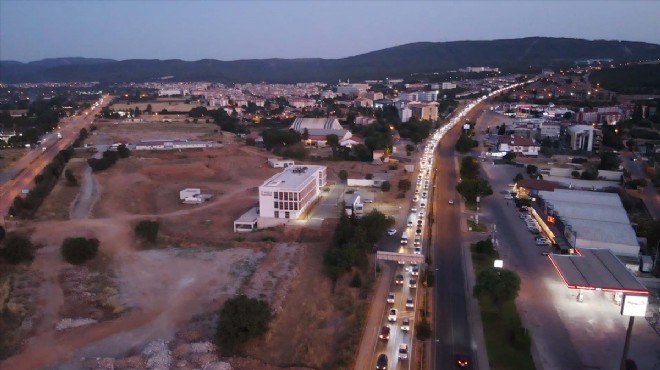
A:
430 107 476 369
0 95 110 220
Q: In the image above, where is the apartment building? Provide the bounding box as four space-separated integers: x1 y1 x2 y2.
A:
568 125 602 152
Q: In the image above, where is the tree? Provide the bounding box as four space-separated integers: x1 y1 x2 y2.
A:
456 178 493 204
380 181 391 192
145 104 152 114
301 128 309 141
503 151 516 161
513 173 524 182
117 144 131 158
65 169 77 186
405 144 415 153
571 170 580 178
415 318 432 341
526 165 538 176
0 225 5 242
135 220 159 243
61 237 99 265
460 156 481 179
338 169 348 181
215 295 273 356
581 165 599 180
473 267 521 310
455 133 478 153
326 134 339 147
599 151 621 170
1 233 34 264
398 179 412 192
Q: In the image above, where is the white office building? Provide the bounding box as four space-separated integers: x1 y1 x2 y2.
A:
258 165 327 226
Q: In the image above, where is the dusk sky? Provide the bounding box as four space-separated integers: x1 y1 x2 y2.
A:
1 0 659 63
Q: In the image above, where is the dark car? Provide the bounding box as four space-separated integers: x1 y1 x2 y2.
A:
376 354 388 369
455 354 470 368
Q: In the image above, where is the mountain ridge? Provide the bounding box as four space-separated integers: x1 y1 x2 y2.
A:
2 37 659 84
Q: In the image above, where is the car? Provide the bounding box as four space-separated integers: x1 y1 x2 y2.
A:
409 279 417 288
541 252 550 256
398 343 409 359
387 228 397 236
413 196 419 202
407 220 414 227
418 211 425 217
416 228 422 235
455 354 470 368
448 199 455 204
420 203 426 208
422 192 428 198
388 308 397 322
417 219 423 226
536 240 550 246
411 207 417 212
406 297 414 308
376 354 388 370
415 189 420 195
414 237 421 246
379 325 391 340
401 318 410 331
411 265 419 276
387 292 395 304
414 247 422 255
398 260 406 265
395 275 404 284
504 194 513 199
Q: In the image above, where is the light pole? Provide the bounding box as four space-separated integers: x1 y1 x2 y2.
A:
476 196 480 225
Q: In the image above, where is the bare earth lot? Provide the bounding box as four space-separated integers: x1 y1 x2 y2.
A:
0 122 384 370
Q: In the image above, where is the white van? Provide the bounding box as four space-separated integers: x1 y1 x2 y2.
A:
400 231 409 245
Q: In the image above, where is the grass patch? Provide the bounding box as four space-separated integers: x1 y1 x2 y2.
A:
470 241 535 370
467 219 488 232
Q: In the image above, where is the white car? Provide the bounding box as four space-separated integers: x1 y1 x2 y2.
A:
398 343 409 360
388 308 398 322
401 318 410 331
411 207 417 212
387 228 397 236
406 297 414 308
418 211 425 217
387 292 395 304
448 199 455 204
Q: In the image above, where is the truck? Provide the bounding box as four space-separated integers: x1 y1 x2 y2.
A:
400 231 409 245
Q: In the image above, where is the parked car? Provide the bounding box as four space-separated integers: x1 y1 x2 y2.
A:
448 199 455 204
387 228 397 236
387 292 395 304
388 308 397 322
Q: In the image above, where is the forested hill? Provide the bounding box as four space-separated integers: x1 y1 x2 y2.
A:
2 37 659 84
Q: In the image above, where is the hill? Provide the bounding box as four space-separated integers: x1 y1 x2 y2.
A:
2 37 659 84
590 63 660 94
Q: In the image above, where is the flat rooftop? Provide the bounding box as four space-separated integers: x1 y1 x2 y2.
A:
548 248 648 294
260 165 325 191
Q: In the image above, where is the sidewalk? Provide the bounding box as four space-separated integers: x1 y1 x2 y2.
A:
353 262 393 370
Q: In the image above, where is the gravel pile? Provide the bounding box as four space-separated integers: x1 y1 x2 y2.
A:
142 339 172 370
55 318 98 331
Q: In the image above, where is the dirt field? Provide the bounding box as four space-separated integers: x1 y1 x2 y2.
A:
0 148 26 171
0 123 376 369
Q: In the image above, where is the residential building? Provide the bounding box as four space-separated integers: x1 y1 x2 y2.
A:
409 102 439 121
258 165 327 223
398 106 412 123
267 158 295 168
158 89 183 96
0 130 16 142
418 91 439 102
568 125 602 152
337 83 368 97
441 82 457 90
364 91 384 101
539 121 561 138
497 136 540 156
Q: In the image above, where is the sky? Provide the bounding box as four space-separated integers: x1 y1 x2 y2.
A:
1 0 659 63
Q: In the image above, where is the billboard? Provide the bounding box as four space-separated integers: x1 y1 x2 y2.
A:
621 294 648 317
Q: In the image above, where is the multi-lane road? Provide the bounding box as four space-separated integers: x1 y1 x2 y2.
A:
0 95 110 220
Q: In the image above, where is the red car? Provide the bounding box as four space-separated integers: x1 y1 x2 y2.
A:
455 354 470 368
379 325 390 340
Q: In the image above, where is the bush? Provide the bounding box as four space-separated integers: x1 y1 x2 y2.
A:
135 220 159 243
474 238 496 256
61 237 99 265
415 318 432 341
398 179 412 192
571 170 580 178
117 144 131 158
65 169 77 186
1 233 34 264
338 169 348 181
365 173 374 180
216 295 273 356
513 173 524 182
350 272 362 288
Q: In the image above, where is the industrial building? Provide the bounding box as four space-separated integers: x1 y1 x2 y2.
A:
256 165 327 228
537 189 640 258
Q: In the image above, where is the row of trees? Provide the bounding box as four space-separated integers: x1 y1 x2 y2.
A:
324 209 393 282
87 144 130 172
10 146 75 219
456 156 493 205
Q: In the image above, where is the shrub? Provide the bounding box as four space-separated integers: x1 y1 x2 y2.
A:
135 220 159 243
380 181 391 192
571 170 580 178
338 169 348 181
216 295 273 356
65 169 77 186
1 233 34 264
61 237 99 265
365 173 373 180
117 144 131 158
350 272 362 288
